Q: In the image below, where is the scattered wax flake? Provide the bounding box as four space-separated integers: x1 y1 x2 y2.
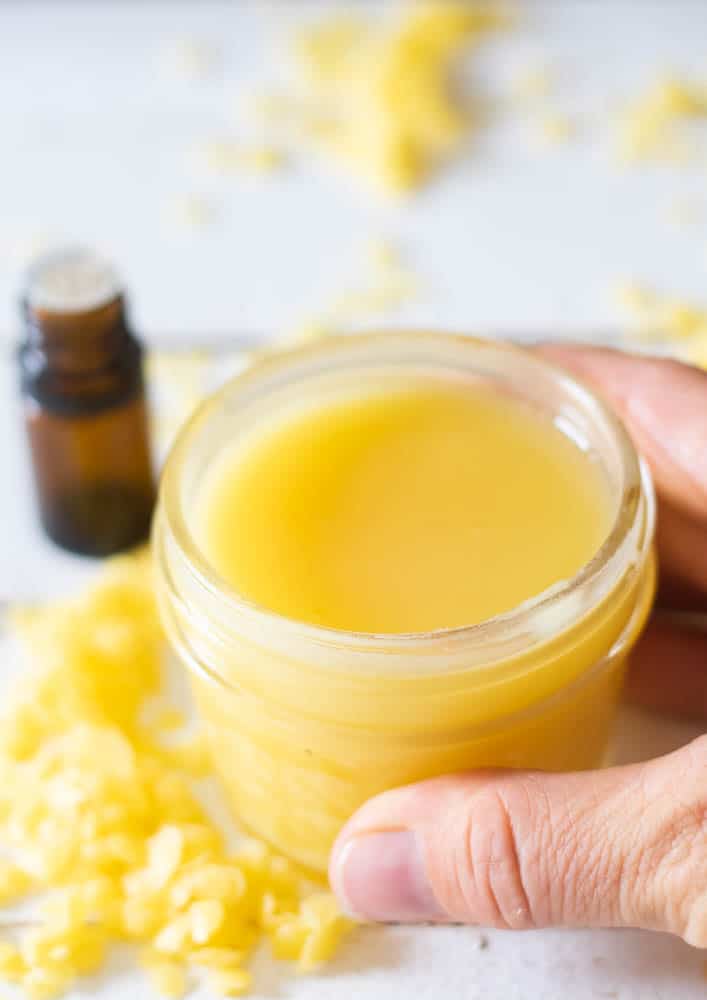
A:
538 112 574 145
615 280 707 369
145 705 188 734
0 941 25 981
164 194 217 230
287 239 420 345
327 278 416 322
251 2 508 194
0 554 350 997
199 140 287 176
618 75 707 165
294 14 369 85
685 332 707 371
189 948 245 970
286 320 335 346
198 140 244 174
243 92 304 129
238 146 288 174
367 238 404 274
511 64 552 101
507 63 578 152
208 967 252 997
140 952 188 999
0 861 32 904
158 37 220 80
21 966 72 1000
615 281 660 317
616 281 707 339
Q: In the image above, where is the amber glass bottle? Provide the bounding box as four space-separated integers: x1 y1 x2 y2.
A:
19 248 155 556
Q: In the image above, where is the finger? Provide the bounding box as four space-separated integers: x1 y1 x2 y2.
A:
329 737 707 945
626 616 707 719
535 346 707 525
656 498 707 602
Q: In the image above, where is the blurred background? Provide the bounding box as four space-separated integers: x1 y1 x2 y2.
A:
4 0 707 585
3 1 707 343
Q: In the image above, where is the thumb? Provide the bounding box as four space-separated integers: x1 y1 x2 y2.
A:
329 736 707 944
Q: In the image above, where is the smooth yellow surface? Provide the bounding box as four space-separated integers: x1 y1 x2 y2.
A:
195 381 613 634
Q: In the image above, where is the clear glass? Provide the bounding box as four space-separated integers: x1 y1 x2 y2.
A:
154 333 656 874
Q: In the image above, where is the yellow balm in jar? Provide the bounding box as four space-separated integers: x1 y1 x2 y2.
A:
196 383 613 633
154 334 656 874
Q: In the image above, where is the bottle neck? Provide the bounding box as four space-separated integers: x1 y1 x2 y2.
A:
22 294 133 373
19 293 144 417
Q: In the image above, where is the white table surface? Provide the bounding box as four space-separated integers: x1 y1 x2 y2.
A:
2 2 707 997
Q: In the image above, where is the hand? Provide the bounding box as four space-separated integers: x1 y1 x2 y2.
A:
329 347 707 946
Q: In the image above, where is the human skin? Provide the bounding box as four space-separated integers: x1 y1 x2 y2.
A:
329 346 707 947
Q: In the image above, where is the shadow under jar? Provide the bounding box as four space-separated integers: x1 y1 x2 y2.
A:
154 333 656 875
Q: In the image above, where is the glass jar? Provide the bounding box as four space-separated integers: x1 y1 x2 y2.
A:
153 333 656 875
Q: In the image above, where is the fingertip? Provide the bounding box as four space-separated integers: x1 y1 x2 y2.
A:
329 829 445 924
328 835 364 920
328 776 480 922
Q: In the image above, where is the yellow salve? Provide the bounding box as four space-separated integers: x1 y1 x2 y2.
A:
195 383 613 634
155 334 655 875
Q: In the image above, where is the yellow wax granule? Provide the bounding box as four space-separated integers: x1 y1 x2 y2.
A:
196 381 613 635
2 554 349 999
619 75 707 164
537 113 574 145
252 2 506 193
286 239 420 345
198 140 287 176
163 194 216 229
616 281 707 369
511 64 552 101
157 37 219 80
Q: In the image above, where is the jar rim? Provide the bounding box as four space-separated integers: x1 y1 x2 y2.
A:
158 332 655 657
